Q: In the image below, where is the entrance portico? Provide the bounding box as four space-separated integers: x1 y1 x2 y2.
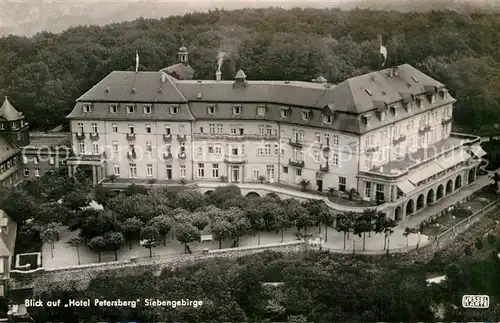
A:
67 154 106 186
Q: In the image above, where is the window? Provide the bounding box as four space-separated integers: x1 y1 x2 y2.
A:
34 168 40 177
216 124 223 133
165 126 171 135
144 105 152 114
266 165 275 180
264 144 271 155
113 165 120 176
146 141 152 152
165 145 172 154
332 134 339 146
77 123 84 133
209 124 216 134
301 111 310 121
22 156 28 164
324 133 330 146
415 98 423 108
274 143 279 155
280 108 290 118
180 144 186 154
23 168 29 176
430 95 436 104
207 105 216 114
282 166 288 174
212 164 219 178
109 104 118 113
147 164 153 176
379 111 386 121
0 123 3 130
145 124 152 133
296 169 302 177
200 127 204 133
361 115 371 126
257 105 266 116
215 145 222 155
232 105 241 115
128 125 135 134
112 141 119 152
323 115 332 124
166 165 172 179
315 132 321 142
78 142 85 154
197 163 205 178
112 124 118 133
390 106 397 116
129 164 137 178
179 165 186 178
82 104 91 113
339 176 346 191
92 142 99 154
314 150 320 163
208 145 214 154
92 123 97 133
253 169 259 180
365 182 371 198
127 105 135 114
332 153 339 166
49 157 54 165
170 106 179 114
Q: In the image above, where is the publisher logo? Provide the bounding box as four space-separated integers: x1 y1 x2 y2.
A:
462 295 490 309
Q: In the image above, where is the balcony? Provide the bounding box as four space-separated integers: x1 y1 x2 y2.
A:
162 152 173 160
192 133 278 141
178 152 187 160
288 138 303 148
126 133 136 141
319 163 329 172
289 159 305 167
177 134 187 142
418 125 431 135
224 154 247 164
90 132 99 140
323 146 331 152
441 118 452 126
366 146 379 153
392 134 406 145
127 151 137 160
163 134 172 142
76 132 85 140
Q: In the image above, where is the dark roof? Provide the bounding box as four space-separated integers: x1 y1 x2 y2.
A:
179 46 188 53
24 132 71 149
0 97 23 121
161 63 195 80
0 209 17 257
0 136 19 164
76 71 187 103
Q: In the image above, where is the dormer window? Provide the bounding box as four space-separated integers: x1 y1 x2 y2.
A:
430 94 436 104
280 108 291 118
143 105 152 114
0 123 3 130
323 115 332 124
439 90 448 100
405 102 412 112
361 115 371 126
207 105 216 115
232 105 241 115
301 110 311 121
82 104 91 113
257 105 266 116
415 98 423 109
390 106 397 116
127 105 135 114
170 106 179 114
109 104 118 113
378 111 386 121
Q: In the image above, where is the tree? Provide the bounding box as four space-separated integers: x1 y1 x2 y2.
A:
140 225 160 257
353 212 374 251
403 227 411 247
298 179 311 192
189 211 210 232
176 190 204 211
175 222 201 253
210 217 233 249
147 178 157 188
103 231 125 261
224 207 250 247
88 236 106 263
149 215 172 246
327 187 337 196
335 213 354 250
40 222 59 258
107 174 118 183
124 184 148 196
258 175 267 184
67 236 83 265
62 190 90 211
120 217 143 249
245 202 266 245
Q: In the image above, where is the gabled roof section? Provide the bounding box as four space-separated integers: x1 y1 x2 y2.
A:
160 63 195 80
0 97 23 121
76 71 188 103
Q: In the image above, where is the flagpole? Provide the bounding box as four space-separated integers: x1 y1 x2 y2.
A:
135 50 139 73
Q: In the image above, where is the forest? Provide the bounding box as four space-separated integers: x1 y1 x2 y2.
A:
1 8 500 132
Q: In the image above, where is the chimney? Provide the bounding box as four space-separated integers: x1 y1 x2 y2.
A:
388 68 394 78
216 70 222 81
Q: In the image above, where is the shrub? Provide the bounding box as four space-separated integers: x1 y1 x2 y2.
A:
475 238 483 250
464 245 473 256
487 234 497 247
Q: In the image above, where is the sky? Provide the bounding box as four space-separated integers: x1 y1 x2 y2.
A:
0 0 498 36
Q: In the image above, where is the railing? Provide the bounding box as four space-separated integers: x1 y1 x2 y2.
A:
289 159 305 167
126 133 136 140
224 154 247 164
76 132 85 140
319 163 329 172
90 132 99 140
441 118 452 126
163 134 172 141
392 135 406 145
162 153 172 160
127 151 137 159
177 134 187 142
288 139 304 148
178 153 187 159
365 146 379 153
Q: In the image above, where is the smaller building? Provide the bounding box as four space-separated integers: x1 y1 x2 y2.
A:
0 210 17 298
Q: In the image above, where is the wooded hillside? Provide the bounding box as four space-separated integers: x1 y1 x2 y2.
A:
1 8 499 132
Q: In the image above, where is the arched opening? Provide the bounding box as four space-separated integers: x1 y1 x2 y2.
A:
416 194 425 210
426 189 435 205
266 192 280 200
436 185 444 200
394 206 402 221
468 168 476 184
204 190 214 196
246 192 260 198
405 199 414 216
446 180 453 195
455 175 462 190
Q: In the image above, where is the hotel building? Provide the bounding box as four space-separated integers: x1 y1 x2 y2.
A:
66 46 486 220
